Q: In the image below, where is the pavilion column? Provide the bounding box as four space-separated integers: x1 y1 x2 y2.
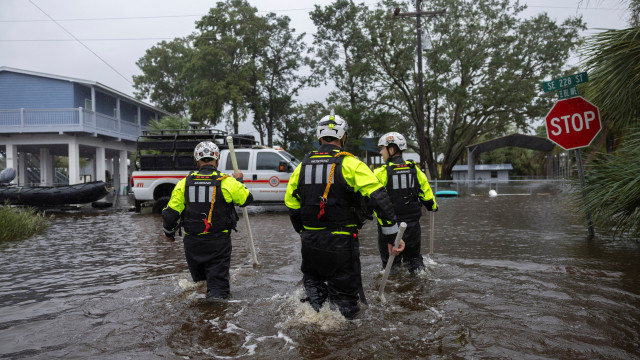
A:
68 140 80 185
467 147 476 183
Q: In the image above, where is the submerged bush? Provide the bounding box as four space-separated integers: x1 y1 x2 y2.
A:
0 203 50 241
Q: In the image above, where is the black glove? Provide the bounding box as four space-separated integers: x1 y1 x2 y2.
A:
422 199 438 212
289 208 303 233
385 233 398 245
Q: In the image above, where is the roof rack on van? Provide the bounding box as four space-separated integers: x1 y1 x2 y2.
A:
134 129 258 171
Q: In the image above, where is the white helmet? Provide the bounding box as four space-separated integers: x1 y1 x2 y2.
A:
316 112 348 140
378 132 407 151
194 141 220 161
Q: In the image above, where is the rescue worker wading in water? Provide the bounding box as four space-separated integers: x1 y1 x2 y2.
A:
375 132 438 274
285 112 405 319
162 141 253 299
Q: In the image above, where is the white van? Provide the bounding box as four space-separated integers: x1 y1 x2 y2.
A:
130 139 300 213
217 147 299 202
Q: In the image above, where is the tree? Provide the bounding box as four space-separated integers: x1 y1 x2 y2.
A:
310 0 376 154
147 115 190 131
277 102 327 159
133 37 193 116
187 0 267 131
134 1 311 144
576 1 640 238
248 13 314 147
362 0 584 178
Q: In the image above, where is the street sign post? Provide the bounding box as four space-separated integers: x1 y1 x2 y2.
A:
545 96 601 150
545 96 600 238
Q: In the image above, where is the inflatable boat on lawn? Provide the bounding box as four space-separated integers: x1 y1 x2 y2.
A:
0 168 108 206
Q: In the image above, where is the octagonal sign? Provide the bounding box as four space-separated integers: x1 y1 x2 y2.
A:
545 96 601 150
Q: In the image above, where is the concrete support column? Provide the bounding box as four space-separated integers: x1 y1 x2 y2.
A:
86 157 95 183
18 151 27 186
118 150 128 194
68 140 80 185
5 144 18 184
546 152 553 179
96 147 106 183
40 147 52 186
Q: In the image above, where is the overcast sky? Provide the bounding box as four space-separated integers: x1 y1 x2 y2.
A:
0 0 631 134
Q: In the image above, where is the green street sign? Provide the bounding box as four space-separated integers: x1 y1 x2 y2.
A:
542 72 589 93
558 86 579 99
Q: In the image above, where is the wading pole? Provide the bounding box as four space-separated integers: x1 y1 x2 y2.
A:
378 222 407 302
430 212 435 256
227 136 259 267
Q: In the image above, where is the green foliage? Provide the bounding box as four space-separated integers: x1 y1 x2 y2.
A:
310 0 375 149
146 115 190 131
479 147 546 177
578 128 640 238
0 202 50 241
360 0 584 178
250 12 314 146
133 37 193 116
583 27 640 133
277 102 326 159
134 0 311 144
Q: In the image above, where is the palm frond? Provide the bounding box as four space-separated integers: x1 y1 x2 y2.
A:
574 127 640 238
583 27 640 132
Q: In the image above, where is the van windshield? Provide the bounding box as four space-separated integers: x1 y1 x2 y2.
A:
280 151 300 167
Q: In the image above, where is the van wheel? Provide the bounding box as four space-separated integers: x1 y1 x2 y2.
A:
152 196 170 214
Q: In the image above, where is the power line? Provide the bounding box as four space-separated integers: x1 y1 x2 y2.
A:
27 0 132 85
0 3 625 23
0 38 178 42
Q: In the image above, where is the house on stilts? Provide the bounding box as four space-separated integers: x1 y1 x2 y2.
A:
0 67 171 193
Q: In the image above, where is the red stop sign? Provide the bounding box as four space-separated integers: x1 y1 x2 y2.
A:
545 96 601 150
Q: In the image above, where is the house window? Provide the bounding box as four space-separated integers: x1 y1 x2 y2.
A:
491 171 498 178
84 99 92 111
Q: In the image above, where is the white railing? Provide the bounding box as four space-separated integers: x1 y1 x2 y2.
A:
0 107 143 140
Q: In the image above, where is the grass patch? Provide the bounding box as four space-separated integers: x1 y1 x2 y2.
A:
0 202 50 241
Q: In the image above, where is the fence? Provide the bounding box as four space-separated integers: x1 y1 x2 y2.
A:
430 179 571 196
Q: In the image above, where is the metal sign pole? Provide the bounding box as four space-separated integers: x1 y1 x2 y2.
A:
574 149 595 238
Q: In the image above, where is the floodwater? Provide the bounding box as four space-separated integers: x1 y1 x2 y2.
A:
1 194 639 359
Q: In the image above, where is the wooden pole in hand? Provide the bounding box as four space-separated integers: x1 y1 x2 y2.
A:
226 136 259 267
378 222 407 302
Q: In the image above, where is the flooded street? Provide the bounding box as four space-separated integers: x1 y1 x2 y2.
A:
1 194 639 359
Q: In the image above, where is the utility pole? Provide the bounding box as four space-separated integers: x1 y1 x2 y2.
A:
393 2 445 177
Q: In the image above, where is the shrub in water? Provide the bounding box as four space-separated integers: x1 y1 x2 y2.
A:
0 202 50 241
